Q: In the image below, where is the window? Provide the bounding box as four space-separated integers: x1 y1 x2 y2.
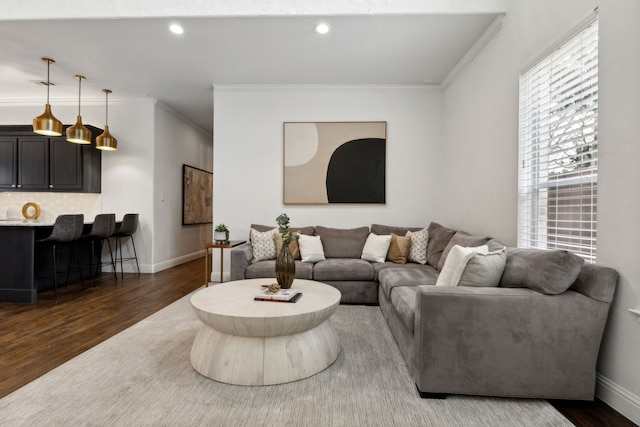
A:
518 17 598 263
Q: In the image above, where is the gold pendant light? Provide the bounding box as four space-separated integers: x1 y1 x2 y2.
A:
96 89 117 151
33 58 63 136
66 75 92 144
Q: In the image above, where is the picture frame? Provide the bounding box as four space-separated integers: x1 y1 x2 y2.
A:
182 164 213 225
283 121 387 204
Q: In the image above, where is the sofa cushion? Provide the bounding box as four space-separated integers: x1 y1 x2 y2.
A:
251 224 315 236
426 222 456 269
378 266 439 298
458 248 507 287
389 286 417 333
250 228 277 262
387 233 411 264
499 248 585 294
361 233 392 263
315 226 369 258
313 259 374 281
438 231 491 270
298 234 326 263
435 245 489 287
371 224 424 236
245 260 314 280
406 227 429 265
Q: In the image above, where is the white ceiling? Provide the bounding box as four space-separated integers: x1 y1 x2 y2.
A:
0 14 499 133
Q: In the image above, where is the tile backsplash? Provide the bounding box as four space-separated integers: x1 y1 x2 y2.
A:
0 192 101 223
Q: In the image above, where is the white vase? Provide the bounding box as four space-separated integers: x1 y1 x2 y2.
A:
214 231 228 242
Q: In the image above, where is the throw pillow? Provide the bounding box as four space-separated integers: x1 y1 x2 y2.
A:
437 231 490 271
406 227 429 264
435 245 489 287
274 232 301 260
250 228 277 262
499 248 585 295
387 233 412 264
458 247 507 287
426 222 457 269
298 234 326 263
361 233 392 263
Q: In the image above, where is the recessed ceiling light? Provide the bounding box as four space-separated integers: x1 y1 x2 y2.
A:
169 24 184 35
314 23 330 34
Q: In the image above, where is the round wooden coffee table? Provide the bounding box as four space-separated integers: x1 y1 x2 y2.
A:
190 278 342 386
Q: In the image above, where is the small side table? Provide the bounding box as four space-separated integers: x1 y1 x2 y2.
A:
203 240 246 285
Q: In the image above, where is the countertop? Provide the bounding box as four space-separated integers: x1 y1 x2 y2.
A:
0 219 54 226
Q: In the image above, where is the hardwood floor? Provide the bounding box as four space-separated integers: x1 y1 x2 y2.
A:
0 256 636 426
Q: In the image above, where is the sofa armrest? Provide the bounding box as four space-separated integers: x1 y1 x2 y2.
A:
230 242 252 281
413 285 611 399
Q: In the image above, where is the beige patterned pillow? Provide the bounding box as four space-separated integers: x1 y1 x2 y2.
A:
250 228 277 262
406 227 429 264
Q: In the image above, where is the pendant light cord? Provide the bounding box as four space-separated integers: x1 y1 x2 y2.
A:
46 60 51 104
77 77 82 116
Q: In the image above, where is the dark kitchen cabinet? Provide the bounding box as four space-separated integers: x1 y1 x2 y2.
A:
50 137 82 191
18 136 49 190
0 125 102 193
0 137 18 190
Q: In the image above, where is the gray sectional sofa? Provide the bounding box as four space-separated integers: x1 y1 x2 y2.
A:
230 222 618 400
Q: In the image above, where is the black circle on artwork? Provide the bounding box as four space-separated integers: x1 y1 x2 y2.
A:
326 138 385 203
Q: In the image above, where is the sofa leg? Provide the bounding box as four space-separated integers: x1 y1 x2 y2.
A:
416 385 447 399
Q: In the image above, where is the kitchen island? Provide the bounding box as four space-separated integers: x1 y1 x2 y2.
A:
0 220 102 304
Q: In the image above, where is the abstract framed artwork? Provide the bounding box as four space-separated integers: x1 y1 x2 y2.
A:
182 164 213 225
283 121 386 204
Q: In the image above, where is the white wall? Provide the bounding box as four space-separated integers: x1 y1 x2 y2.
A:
212 85 444 280
153 103 213 272
441 0 640 423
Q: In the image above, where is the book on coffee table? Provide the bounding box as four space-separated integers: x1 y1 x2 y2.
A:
254 288 302 303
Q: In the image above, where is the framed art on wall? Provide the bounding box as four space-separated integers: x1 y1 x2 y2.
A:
182 164 213 225
283 121 387 204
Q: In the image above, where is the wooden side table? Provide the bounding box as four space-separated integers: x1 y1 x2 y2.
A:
203 240 246 285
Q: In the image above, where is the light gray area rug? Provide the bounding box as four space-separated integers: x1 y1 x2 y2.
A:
0 293 572 426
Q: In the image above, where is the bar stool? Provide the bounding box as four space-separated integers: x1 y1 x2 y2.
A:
82 213 117 285
36 214 85 300
113 213 141 279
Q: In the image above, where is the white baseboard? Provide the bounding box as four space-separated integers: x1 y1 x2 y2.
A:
596 373 640 425
101 250 203 274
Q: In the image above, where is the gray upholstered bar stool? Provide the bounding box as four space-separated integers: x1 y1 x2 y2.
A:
112 213 141 279
36 214 85 299
82 213 117 285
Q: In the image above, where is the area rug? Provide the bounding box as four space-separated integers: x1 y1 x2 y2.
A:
0 291 571 426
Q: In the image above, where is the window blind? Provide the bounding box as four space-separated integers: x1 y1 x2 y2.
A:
518 18 598 263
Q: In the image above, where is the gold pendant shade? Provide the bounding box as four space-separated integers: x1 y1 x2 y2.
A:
66 75 92 144
96 89 117 151
96 125 117 151
33 58 63 136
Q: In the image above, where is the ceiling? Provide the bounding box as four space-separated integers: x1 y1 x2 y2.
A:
0 14 499 133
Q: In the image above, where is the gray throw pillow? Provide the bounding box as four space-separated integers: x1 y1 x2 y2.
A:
499 248 585 295
458 248 506 287
426 222 456 269
437 231 490 270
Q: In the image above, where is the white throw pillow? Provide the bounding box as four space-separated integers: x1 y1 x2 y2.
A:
298 234 326 263
361 233 392 263
250 228 277 262
406 227 429 264
458 247 507 287
435 244 489 287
